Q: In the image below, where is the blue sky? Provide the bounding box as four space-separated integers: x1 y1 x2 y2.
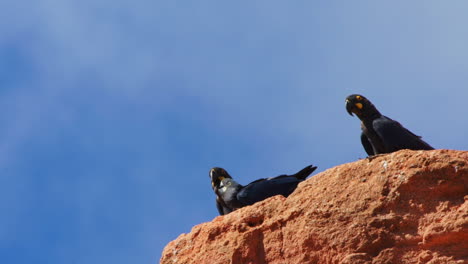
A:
1 1 467 263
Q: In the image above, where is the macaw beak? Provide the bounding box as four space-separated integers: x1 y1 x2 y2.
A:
346 99 354 116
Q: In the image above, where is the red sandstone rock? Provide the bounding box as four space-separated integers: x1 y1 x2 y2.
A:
161 150 468 264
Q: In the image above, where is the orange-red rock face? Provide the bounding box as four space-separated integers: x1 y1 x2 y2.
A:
161 150 468 264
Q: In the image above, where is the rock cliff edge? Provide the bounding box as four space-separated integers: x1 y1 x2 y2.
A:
161 150 468 264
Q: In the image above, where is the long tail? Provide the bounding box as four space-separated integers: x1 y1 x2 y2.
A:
293 164 317 180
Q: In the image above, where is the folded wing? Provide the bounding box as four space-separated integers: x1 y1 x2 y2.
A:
373 116 434 152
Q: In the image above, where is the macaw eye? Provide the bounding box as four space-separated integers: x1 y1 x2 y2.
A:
356 95 362 100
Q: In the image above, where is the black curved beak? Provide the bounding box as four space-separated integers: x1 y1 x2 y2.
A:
209 168 219 189
345 99 354 116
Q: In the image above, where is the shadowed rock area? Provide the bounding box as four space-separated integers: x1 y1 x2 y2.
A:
161 150 468 264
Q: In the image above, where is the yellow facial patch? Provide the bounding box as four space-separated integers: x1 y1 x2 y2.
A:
355 103 363 109
356 95 362 100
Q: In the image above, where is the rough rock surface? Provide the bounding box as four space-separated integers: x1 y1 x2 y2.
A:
161 150 468 264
